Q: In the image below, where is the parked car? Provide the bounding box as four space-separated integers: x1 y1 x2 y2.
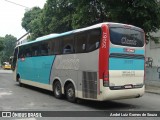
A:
2 62 11 70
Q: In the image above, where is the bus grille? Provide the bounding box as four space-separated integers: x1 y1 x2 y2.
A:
82 71 97 99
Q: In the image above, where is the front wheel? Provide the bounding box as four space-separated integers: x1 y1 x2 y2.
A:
17 76 23 87
66 83 76 103
53 81 62 99
18 79 23 87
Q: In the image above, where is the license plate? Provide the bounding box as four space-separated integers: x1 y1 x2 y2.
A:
124 85 132 89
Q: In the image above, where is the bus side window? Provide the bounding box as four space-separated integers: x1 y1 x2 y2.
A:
87 29 101 52
25 48 31 57
75 32 87 53
63 44 72 54
32 45 39 57
12 47 18 71
19 52 25 58
26 52 31 57
48 41 53 55
18 48 23 58
52 39 61 55
62 36 74 54
40 43 48 56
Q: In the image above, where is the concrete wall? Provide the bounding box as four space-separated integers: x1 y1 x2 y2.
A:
146 30 160 67
146 67 160 81
145 30 160 81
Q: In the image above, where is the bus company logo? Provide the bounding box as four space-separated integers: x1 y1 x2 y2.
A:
121 37 137 46
124 48 135 53
102 32 107 48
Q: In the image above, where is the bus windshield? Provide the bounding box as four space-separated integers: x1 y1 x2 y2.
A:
109 27 144 47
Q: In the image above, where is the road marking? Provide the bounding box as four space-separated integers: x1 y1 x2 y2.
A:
0 88 13 97
0 92 12 97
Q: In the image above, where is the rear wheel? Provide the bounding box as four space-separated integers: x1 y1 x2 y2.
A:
66 83 76 102
53 81 62 99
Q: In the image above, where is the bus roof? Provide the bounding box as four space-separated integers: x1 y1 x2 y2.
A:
17 22 143 47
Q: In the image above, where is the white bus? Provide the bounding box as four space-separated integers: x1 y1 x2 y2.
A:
12 22 145 102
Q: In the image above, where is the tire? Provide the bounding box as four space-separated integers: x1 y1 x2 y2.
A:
17 75 22 87
18 78 23 87
66 83 76 103
53 81 62 99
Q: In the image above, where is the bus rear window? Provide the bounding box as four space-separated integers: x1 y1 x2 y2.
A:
110 27 144 47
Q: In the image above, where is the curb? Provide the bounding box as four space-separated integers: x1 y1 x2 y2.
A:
145 90 160 95
145 84 160 95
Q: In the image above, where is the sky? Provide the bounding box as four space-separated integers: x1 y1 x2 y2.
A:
0 0 46 39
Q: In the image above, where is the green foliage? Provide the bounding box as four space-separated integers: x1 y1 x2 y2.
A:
21 0 160 42
0 35 17 63
41 0 75 34
72 0 107 29
105 0 160 42
0 37 4 51
21 7 43 40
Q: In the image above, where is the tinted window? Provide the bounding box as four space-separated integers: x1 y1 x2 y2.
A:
87 29 101 52
18 47 24 58
31 44 40 56
62 36 74 54
25 48 32 57
75 32 87 53
48 41 54 55
12 47 18 71
21 45 32 57
110 27 144 47
52 39 61 55
19 45 30 58
75 29 101 53
40 43 49 56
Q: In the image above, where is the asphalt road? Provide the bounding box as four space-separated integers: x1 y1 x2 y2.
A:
0 70 160 120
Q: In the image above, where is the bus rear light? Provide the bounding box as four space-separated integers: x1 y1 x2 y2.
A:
103 71 109 87
103 80 109 87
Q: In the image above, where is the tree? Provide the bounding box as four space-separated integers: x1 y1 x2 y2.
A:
72 0 160 42
21 0 160 42
0 35 17 63
41 0 75 34
72 0 107 29
0 37 4 51
104 0 160 42
21 7 43 40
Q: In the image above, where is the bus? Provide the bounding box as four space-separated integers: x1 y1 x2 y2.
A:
12 22 145 102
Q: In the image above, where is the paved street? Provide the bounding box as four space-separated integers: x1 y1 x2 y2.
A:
0 70 160 120
0 69 12 74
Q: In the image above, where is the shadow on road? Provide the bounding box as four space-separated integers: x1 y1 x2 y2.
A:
14 83 138 110
76 100 136 110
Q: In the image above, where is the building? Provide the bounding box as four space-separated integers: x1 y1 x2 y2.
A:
16 32 29 46
16 37 28 46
